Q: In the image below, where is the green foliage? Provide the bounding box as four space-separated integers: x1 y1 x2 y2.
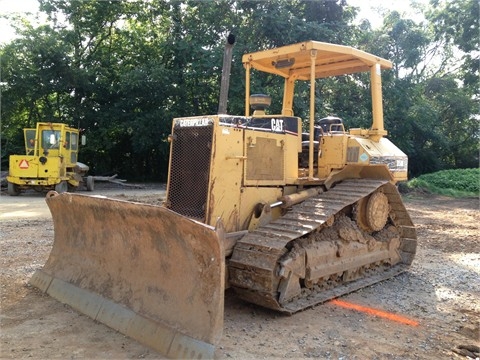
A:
1 0 478 180
407 168 480 197
363 3 479 177
427 0 479 95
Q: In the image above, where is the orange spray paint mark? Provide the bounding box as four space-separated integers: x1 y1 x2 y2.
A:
330 299 419 326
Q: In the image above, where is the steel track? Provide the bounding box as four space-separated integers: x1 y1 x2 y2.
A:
228 179 417 313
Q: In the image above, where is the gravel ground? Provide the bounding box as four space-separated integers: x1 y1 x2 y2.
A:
0 188 478 359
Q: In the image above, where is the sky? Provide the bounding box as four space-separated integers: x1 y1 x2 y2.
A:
0 0 44 44
349 0 426 26
0 0 427 45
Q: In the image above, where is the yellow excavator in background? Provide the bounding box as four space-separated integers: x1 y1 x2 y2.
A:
7 122 93 195
30 40 417 358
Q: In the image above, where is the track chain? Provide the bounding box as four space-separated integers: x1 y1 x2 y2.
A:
228 179 417 313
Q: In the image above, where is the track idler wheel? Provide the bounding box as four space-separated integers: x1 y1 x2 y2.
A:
355 191 390 232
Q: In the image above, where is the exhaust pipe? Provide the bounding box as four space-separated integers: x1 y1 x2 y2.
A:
218 33 236 114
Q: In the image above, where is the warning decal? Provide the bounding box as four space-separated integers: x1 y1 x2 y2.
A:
19 159 29 169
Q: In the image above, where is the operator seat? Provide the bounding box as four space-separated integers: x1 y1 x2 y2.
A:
299 116 343 168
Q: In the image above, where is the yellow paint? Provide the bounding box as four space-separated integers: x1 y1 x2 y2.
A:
167 41 409 232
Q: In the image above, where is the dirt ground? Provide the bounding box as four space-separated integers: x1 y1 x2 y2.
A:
0 186 479 359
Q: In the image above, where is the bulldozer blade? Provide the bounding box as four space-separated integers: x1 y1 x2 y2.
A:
30 192 225 359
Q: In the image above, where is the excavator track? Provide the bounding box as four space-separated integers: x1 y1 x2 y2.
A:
229 179 417 313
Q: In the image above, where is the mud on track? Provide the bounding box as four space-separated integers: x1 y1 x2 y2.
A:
1 187 479 359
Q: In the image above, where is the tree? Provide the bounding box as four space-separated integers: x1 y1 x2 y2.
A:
427 0 479 95
1 22 76 167
2 0 476 180
374 6 479 175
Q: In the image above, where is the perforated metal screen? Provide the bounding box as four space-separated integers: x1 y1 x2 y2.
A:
167 124 213 220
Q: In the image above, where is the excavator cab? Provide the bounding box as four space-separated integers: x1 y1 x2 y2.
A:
7 122 87 195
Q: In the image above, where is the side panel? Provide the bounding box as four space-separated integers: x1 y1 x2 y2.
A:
8 155 64 186
318 134 348 178
9 155 64 185
351 137 408 182
9 155 39 179
45 157 62 178
285 118 303 183
229 116 300 186
207 123 244 231
244 131 285 185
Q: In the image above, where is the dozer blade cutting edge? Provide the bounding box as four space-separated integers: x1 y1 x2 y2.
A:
30 192 225 359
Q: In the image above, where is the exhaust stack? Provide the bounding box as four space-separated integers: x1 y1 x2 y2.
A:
218 33 236 114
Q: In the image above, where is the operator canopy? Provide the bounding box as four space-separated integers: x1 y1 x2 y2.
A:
242 41 392 80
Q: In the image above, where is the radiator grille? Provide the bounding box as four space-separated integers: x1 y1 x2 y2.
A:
167 124 213 220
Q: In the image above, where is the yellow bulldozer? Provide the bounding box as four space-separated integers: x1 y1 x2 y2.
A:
30 41 417 358
7 122 93 195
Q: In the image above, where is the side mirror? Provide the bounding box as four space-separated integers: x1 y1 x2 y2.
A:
81 135 86 145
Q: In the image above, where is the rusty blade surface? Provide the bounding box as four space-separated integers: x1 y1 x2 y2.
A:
30 193 224 358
